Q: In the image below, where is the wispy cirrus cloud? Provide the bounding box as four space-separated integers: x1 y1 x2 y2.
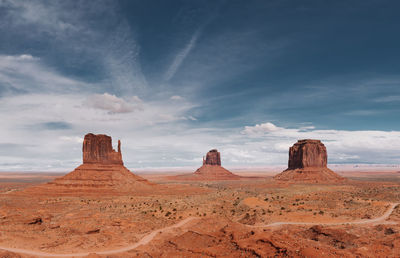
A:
164 30 201 81
0 54 90 95
0 0 81 36
0 0 147 96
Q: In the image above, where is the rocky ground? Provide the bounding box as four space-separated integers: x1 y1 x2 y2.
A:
0 172 399 257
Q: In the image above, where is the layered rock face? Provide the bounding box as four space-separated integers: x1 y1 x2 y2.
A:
288 140 327 169
274 139 345 183
203 149 221 166
176 149 240 180
82 133 123 165
29 133 154 194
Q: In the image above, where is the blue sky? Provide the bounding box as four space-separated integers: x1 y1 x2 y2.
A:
1 0 400 171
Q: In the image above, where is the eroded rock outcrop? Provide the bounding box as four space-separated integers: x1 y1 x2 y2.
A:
274 139 345 183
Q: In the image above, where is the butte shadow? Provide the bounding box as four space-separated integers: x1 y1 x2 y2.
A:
21 133 156 195
274 139 345 183
172 149 241 181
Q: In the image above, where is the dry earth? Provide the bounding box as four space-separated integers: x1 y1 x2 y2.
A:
0 171 399 257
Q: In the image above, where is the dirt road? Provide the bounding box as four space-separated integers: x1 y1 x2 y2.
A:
248 202 399 228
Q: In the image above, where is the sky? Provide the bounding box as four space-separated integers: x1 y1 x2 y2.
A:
1 0 400 171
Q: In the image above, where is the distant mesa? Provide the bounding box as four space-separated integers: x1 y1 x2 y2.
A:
274 139 345 183
25 133 154 195
175 149 240 180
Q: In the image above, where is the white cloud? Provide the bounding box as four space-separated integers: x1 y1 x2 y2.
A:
59 136 83 143
242 122 282 135
4 54 38 61
86 93 143 114
170 95 184 100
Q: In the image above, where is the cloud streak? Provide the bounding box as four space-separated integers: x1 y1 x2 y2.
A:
164 30 201 81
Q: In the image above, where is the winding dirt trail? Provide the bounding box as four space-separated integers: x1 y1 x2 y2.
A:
0 203 398 257
248 202 399 228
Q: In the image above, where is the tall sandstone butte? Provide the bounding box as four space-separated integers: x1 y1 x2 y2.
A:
203 149 221 166
27 133 153 195
274 139 345 183
288 139 327 169
82 133 123 165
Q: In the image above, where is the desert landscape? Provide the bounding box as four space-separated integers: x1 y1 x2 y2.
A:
0 134 399 257
1 1 399 257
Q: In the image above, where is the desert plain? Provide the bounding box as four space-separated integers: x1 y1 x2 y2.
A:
0 168 399 257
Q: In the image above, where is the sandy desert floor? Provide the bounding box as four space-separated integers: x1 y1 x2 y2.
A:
0 171 399 257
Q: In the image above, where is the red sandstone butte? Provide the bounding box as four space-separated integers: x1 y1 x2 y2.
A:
274 139 345 183
203 149 221 166
24 133 154 195
82 133 123 165
175 149 240 180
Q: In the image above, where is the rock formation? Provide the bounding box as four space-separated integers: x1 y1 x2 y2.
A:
287 139 327 169
82 133 123 165
274 139 345 183
175 149 240 180
27 133 154 195
203 149 221 166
